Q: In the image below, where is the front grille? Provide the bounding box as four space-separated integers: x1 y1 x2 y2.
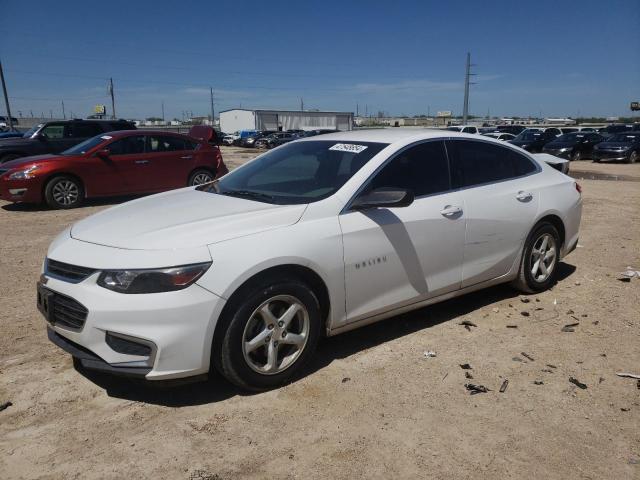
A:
46 258 96 283
50 293 88 330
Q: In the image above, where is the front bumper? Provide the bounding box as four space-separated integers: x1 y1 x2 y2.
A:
41 263 226 381
0 177 43 203
592 150 629 162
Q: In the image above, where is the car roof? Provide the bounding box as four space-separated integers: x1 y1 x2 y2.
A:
99 129 193 138
297 128 484 145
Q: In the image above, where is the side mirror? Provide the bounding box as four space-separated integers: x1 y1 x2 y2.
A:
351 187 414 211
95 148 111 159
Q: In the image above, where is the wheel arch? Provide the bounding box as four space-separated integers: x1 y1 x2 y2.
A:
42 172 86 199
188 166 216 184
533 213 566 248
210 263 331 368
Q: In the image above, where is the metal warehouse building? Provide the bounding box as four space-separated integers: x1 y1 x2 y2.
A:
220 109 353 133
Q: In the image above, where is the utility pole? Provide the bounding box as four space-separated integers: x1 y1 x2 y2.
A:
108 77 116 119
210 87 214 125
161 101 165 122
462 52 476 125
62 100 66 119
300 97 304 111
356 103 359 116
0 60 15 131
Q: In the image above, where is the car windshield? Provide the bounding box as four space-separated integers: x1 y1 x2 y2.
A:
22 124 43 138
61 134 108 155
556 133 585 142
608 133 640 143
197 140 388 205
516 131 543 141
446 127 461 131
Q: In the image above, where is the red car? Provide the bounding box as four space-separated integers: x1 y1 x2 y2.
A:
0 127 228 209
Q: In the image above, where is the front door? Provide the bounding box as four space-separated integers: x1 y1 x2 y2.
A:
39 123 78 153
340 140 466 323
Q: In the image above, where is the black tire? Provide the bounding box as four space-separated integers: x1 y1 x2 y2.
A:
512 222 561 294
571 150 581 161
628 151 638 164
188 168 215 186
215 277 322 391
0 153 21 164
44 175 84 209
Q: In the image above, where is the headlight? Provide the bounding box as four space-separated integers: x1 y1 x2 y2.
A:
8 165 40 180
246 138 255 143
97 262 211 294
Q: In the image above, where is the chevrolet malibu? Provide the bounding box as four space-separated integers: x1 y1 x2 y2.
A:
39 130 582 390
0 128 227 209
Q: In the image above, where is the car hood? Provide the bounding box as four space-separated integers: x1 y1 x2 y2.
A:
596 142 633 149
0 136 36 148
70 188 308 250
1 154 61 169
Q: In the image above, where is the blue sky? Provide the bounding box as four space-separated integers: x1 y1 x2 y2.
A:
2 0 639 120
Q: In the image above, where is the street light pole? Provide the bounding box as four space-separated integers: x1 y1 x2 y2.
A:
0 60 15 131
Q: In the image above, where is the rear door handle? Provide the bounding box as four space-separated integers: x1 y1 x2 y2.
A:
134 159 149 165
181 155 193 159
516 191 533 202
440 205 463 217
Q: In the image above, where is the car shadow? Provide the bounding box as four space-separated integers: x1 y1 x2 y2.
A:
1 195 145 212
75 262 576 407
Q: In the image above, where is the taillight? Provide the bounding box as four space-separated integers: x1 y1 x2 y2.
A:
575 182 582 194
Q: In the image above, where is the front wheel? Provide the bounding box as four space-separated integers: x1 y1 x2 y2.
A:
44 175 84 209
571 150 581 161
628 151 638 164
215 278 321 391
512 222 561 293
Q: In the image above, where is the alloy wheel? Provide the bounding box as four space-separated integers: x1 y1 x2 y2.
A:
52 180 79 206
242 295 310 375
530 233 557 283
191 172 213 185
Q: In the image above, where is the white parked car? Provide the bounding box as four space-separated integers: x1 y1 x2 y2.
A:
482 132 516 141
446 125 479 134
39 130 582 390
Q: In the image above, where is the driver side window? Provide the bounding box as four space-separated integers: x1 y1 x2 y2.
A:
365 141 450 197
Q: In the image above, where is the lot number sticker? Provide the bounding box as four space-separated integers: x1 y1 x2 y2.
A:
329 143 368 154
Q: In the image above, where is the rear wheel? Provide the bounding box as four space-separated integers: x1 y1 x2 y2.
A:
629 151 638 164
188 168 214 186
44 175 84 209
215 278 321 391
513 222 561 293
571 150 581 161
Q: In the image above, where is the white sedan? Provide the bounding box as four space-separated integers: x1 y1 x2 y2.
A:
39 130 582 390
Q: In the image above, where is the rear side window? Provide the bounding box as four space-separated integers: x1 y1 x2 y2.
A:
366 141 450 197
148 135 186 152
447 140 537 189
72 123 103 138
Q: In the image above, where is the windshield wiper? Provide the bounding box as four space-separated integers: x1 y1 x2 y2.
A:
220 189 275 203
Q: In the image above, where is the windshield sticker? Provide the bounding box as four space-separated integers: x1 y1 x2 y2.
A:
100 135 112 140
329 143 368 154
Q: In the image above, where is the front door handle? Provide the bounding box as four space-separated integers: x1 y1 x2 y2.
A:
181 155 193 159
516 191 533 202
134 159 149 165
440 205 463 217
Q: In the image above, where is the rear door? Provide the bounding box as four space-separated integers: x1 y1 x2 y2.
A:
446 139 540 288
340 140 466 322
101 135 149 193
145 134 194 190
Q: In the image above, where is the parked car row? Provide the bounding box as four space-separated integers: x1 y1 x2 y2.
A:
222 129 340 148
0 123 228 209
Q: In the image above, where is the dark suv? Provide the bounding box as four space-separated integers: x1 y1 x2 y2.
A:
0 119 136 163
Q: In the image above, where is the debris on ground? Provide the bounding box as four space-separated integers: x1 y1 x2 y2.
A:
423 351 437 358
459 320 477 331
0 401 12 412
521 311 530 317
492 308 500 313
534 380 544 385
341 377 351 383
599 377 605 384
459 363 472 370
521 352 535 361
520 296 530 303
506 324 518 329
499 379 509 393
562 322 580 332
542 369 554 373
546 364 557 369
566 309 575 314
464 383 490 395
512 356 524 362
616 372 640 379
618 267 640 282
621 407 630 412
465 371 473 379
569 377 588 389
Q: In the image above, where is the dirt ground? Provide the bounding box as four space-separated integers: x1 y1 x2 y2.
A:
1 150 639 480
